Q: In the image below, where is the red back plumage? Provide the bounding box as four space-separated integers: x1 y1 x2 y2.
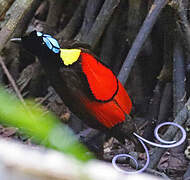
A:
80 52 132 128
81 52 118 101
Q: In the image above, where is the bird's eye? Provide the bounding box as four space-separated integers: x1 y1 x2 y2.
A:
36 31 60 53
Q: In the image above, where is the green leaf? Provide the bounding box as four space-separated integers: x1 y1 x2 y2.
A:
0 87 94 162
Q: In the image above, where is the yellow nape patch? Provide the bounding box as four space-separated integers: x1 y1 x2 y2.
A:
60 49 81 66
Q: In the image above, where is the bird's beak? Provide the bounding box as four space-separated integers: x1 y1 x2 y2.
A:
10 38 22 44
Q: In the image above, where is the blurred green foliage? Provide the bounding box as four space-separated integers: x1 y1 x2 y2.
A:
0 87 93 162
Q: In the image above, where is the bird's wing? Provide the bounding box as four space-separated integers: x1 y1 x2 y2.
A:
80 52 132 128
80 52 118 102
114 81 132 115
80 95 125 128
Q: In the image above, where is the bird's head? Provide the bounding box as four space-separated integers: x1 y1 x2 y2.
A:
11 30 60 57
11 30 81 66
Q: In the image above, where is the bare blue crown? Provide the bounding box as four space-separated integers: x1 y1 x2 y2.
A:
37 31 60 53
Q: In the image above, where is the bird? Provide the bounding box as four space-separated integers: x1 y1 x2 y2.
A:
10 31 187 175
11 30 138 149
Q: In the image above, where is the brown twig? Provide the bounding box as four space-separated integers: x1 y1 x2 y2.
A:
117 0 169 85
0 56 26 106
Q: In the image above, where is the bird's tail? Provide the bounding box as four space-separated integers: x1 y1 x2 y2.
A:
112 119 187 174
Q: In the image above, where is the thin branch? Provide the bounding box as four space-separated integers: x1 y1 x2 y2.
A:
0 56 26 106
117 0 169 85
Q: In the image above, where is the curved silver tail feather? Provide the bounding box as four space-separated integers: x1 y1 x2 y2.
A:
112 138 150 174
133 122 186 148
112 122 187 174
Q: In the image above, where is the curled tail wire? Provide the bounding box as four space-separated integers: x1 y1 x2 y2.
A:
112 122 186 174
112 138 150 174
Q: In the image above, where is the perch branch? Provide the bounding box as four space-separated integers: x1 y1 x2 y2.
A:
117 0 169 85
